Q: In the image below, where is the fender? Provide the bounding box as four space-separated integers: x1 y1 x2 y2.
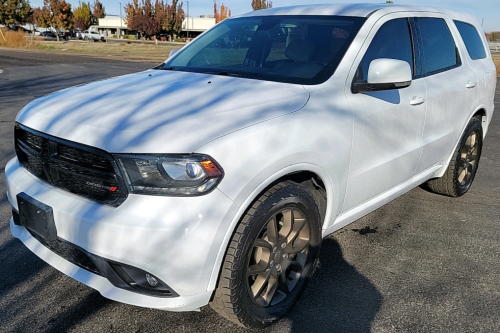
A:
205 162 337 293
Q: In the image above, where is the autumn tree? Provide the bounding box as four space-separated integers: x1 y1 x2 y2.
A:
40 0 73 41
251 0 271 10
125 0 183 40
91 0 105 25
32 6 50 28
214 2 230 23
162 0 184 39
73 2 92 31
0 0 31 25
125 0 159 39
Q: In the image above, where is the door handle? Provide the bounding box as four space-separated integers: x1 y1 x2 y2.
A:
409 96 425 106
466 81 477 88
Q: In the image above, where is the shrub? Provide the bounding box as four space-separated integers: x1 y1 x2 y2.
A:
174 37 185 43
0 30 33 47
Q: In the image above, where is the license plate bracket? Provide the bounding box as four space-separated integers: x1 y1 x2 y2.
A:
17 192 57 243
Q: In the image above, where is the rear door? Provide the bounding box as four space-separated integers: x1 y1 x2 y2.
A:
413 16 479 173
453 20 496 118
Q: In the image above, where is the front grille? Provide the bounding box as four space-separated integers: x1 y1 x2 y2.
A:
15 124 128 206
31 230 104 276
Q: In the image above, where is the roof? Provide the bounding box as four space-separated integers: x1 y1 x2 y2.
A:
233 3 480 26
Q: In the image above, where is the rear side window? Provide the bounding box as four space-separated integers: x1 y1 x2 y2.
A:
415 17 460 75
358 18 414 81
454 20 487 60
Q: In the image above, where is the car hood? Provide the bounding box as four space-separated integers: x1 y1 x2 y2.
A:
16 69 309 153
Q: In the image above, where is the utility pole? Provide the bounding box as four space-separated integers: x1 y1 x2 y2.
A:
187 1 189 40
119 2 123 38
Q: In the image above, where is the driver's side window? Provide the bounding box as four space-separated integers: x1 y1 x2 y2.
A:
356 18 414 82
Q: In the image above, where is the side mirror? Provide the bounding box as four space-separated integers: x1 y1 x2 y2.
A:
168 49 180 58
352 58 412 94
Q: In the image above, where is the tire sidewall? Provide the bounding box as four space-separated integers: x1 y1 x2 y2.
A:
234 184 322 327
453 118 483 196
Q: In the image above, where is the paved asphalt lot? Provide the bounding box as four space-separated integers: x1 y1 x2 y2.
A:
0 47 499 333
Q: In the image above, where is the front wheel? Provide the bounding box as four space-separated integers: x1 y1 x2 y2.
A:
210 182 322 328
426 117 483 197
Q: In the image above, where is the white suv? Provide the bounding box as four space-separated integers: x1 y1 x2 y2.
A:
5 4 496 328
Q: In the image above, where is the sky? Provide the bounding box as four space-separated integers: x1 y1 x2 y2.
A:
28 0 500 33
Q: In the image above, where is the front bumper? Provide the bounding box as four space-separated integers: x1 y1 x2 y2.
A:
5 157 238 311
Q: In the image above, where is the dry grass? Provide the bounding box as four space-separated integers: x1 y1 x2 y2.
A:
0 30 36 47
493 54 500 77
34 40 179 62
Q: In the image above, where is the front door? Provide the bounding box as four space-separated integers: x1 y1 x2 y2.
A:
343 16 426 211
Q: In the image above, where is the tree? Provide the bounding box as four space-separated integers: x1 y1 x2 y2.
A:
214 2 230 23
32 6 50 28
162 0 184 39
386 1 394 3
40 0 73 41
0 0 31 25
251 0 271 10
125 0 159 39
73 2 92 31
91 0 105 25
491 31 500 41
125 0 183 40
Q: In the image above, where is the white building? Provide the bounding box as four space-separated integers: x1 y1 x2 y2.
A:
182 16 216 38
94 15 128 37
94 15 216 39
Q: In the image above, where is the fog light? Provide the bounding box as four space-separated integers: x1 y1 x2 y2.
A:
146 273 158 287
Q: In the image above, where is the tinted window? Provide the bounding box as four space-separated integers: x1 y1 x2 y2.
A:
454 20 487 60
415 17 460 74
358 18 413 81
160 16 365 85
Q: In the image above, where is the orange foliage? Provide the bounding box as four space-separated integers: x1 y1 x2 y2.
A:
214 2 231 23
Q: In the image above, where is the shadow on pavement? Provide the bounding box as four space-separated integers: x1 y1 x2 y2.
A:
285 237 382 333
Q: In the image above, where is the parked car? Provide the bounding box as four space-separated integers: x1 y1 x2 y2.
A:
77 30 106 42
60 30 76 40
5 3 496 328
39 31 56 38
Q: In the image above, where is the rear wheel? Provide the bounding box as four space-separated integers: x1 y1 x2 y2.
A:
426 117 483 197
210 182 322 328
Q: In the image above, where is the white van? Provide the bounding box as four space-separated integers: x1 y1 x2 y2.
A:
5 4 496 328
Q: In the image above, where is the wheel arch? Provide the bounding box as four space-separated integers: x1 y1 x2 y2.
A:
472 107 487 137
206 165 336 294
434 109 486 179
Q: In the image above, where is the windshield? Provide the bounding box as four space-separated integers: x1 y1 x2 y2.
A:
157 15 365 85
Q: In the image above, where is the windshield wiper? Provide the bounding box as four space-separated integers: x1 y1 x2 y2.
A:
203 71 241 77
153 64 176 70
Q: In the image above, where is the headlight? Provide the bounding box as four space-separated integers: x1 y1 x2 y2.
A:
114 154 224 196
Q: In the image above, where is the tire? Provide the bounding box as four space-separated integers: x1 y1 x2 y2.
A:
426 117 483 197
210 181 322 328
